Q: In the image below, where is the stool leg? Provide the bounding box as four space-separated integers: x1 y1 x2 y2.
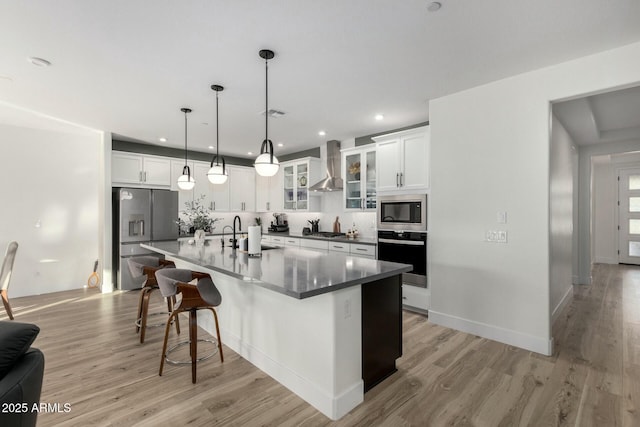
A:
190 309 198 383
209 308 224 363
139 289 152 343
1 290 14 320
135 287 147 333
169 296 180 334
171 295 180 335
159 310 179 377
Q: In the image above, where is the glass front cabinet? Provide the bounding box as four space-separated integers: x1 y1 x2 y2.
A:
282 158 322 211
342 146 376 211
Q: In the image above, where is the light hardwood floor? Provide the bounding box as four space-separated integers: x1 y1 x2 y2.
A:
1 263 639 426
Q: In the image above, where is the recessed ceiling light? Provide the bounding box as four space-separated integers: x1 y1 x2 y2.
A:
318 131 326 136
375 114 384 121
427 1 441 12
277 143 284 147
28 57 51 67
208 145 214 150
158 137 167 142
248 151 253 155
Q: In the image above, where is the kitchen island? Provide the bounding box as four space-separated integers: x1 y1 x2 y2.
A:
142 240 411 420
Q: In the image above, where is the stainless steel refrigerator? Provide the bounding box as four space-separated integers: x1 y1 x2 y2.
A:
112 188 179 290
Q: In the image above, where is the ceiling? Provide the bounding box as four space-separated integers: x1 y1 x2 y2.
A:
554 85 640 146
1 1 639 159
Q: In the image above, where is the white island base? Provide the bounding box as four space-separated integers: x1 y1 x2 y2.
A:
170 257 364 420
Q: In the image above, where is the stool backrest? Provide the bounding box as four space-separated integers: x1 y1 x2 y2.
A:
0 241 18 291
155 268 194 298
197 277 222 306
126 256 164 279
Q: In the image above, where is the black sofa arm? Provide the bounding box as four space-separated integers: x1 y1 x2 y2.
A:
0 348 45 427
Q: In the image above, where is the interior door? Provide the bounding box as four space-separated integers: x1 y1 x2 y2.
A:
618 168 640 264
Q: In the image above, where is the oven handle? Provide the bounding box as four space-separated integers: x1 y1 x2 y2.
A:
378 238 425 246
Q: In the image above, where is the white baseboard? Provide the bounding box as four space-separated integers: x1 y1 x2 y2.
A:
575 275 592 285
428 311 553 356
200 320 362 420
551 286 573 325
594 256 617 264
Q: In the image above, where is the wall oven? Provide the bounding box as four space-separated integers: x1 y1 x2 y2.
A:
377 193 428 287
377 230 427 287
377 194 427 231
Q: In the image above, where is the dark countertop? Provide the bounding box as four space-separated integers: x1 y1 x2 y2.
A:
141 240 410 299
267 231 377 246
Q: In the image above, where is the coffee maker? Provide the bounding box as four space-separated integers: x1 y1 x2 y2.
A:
269 213 289 232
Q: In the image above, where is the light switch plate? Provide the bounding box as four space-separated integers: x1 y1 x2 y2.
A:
497 211 507 224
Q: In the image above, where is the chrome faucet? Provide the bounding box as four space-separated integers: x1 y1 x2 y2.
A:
232 215 242 249
221 225 234 248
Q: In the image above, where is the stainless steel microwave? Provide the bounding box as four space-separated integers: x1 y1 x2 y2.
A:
377 194 427 231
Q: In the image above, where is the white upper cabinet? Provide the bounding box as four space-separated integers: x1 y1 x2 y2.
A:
342 146 377 211
256 166 283 212
112 152 171 187
373 126 430 193
282 158 322 212
208 164 231 212
193 161 231 212
172 159 230 212
229 166 256 212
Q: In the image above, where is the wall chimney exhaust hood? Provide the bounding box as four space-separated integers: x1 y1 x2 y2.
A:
309 140 343 192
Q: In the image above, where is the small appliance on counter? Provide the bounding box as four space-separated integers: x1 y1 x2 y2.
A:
269 212 289 232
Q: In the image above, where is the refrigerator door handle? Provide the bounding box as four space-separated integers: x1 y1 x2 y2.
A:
140 219 145 236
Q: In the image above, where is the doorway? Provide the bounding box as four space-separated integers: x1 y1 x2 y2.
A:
618 168 640 265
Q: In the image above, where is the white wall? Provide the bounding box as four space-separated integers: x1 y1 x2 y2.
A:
429 41 640 355
549 116 575 322
0 115 103 298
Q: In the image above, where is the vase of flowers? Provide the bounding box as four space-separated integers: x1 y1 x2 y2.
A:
348 162 361 181
176 195 220 237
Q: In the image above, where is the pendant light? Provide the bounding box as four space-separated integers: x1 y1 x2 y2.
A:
177 107 195 190
207 85 228 184
254 49 280 177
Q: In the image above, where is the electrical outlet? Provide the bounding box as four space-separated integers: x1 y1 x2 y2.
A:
485 230 508 243
344 299 351 319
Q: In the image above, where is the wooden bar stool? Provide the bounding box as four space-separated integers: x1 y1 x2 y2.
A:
1 241 18 320
155 268 224 383
127 256 178 343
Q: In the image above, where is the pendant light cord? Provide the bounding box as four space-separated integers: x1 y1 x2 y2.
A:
216 90 220 164
265 55 269 146
184 110 188 166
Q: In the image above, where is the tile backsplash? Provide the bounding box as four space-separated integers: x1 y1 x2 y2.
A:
258 191 377 238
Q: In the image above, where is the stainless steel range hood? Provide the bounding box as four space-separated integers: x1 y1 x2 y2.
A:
309 140 343 192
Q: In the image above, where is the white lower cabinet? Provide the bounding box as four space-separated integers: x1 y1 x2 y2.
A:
328 242 349 253
349 243 375 259
328 242 376 259
269 235 286 247
402 285 430 313
284 237 300 247
300 239 329 251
